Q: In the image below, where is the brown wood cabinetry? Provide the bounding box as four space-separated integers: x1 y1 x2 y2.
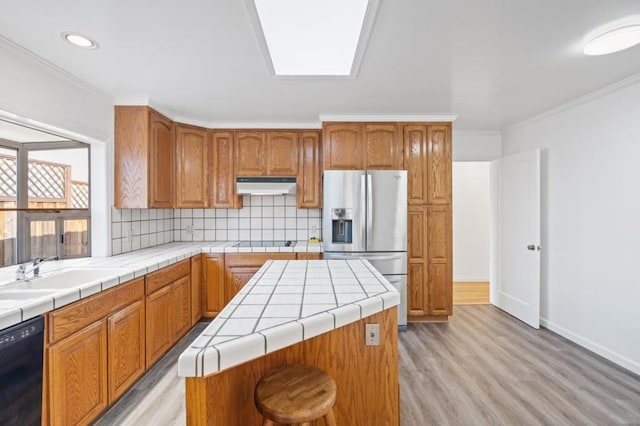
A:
210 131 243 208
266 131 299 176
145 259 191 366
428 206 452 315
235 131 267 176
115 106 174 208
427 124 452 205
224 253 296 304
322 123 363 169
107 300 145 403
408 206 428 316
297 131 322 208
364 123 403 169
49 320 108 426
404 124 429 205
191 254 202 325
202 253 225 318
175 124 208 208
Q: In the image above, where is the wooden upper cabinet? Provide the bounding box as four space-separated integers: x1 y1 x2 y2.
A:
148 110 174 207
404 124 428 205
210 131 242 208
115 106 174 208
322 123 363 170
235 131 267 176
175 124 208 208
364 124 403 169
427 124 452 205
266 131 299 176
297 131 322 208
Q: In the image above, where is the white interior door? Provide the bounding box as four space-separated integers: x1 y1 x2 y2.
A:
490 150 541 328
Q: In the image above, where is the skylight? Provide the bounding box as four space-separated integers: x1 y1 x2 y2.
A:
253 0 370 76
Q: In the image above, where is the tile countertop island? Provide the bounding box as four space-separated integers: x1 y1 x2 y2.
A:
181 259 400 426
0 241 322 330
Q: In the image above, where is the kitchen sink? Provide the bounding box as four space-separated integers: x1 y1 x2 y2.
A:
6 268 131 291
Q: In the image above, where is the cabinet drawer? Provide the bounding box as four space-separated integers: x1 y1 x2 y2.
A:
296 253 323 260
49 278 144 344
224 253 296 267
145 259 190 294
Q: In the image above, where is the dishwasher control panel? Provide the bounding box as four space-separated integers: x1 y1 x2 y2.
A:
0 316 44 349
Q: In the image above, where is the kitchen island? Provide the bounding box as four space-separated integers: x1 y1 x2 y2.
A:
179 259 400 426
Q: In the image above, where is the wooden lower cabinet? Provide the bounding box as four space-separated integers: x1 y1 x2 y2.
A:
203 253 225 318
191 254 202 325
408 206 428 316
224 265 261 305
145 285 173 367
49 320 108 426
427 206 452 315
171 276 192 342
107 300 145 403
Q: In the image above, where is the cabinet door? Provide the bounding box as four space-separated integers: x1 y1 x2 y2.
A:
115 106 148 208
211 131 243 208
146 285 172 366
364 124 402 169
322 123 363 170
203 254 225 318
427 124 452 205
224 266 261 305
266 131 299 176
148 110 174 207
297 131 322 208
176 124 208 208
235 131 266 176
171 275 192 342
49 320 107 426
408 206 428 316
191 255 202 325
107 301 145 403
404 124 428 205
428 206 452 315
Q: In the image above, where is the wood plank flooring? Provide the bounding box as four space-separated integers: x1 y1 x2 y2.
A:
96 306 640 425
453 281 489 305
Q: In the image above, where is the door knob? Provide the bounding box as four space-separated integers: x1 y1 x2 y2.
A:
527 244 536 250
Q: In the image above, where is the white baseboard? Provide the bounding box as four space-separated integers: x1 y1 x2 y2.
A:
540 317 640 376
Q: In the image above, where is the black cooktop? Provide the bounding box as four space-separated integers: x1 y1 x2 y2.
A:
235 240 296 248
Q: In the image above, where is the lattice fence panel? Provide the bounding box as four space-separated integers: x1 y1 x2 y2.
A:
0 155 17 198
28 161 66 199
72 181 89 208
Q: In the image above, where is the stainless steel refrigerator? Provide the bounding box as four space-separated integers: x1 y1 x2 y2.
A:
322 170 407 328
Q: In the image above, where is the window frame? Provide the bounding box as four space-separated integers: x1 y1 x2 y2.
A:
0 138 91 264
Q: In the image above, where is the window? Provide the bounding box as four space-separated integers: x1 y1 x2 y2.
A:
0 119 90 266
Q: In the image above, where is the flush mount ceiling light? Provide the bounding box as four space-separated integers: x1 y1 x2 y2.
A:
61 32 99 49
584 23 640 55
250 0 377 76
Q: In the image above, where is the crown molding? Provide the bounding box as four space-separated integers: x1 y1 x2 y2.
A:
319 114 458 122
174 116 323 129
505 71 640 133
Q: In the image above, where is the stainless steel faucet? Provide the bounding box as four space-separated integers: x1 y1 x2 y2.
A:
16 256 59 281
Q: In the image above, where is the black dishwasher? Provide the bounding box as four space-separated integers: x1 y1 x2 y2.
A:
0 316 44 426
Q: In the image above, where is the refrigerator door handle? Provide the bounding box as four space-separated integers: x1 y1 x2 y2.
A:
360 174 367 246
367 173 373 248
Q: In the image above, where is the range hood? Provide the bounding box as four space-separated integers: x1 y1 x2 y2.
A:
236 177 297 195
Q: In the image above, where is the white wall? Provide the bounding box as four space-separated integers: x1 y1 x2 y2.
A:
0 37 113 256
502 76 640 375
453 162 490 282
453 130 502 161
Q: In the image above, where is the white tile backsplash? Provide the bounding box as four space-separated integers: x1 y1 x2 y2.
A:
111 195 322 254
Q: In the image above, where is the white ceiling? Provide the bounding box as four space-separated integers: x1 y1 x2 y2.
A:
1 0 640 130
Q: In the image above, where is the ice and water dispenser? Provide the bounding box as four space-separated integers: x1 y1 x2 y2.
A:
331 208 353 243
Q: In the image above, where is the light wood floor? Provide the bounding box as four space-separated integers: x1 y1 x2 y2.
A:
453 281 489 305
96 306 640 425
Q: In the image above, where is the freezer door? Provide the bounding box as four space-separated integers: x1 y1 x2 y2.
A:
384 274 407 327
322 171 367 252
322 251 407 275
366 170 407 252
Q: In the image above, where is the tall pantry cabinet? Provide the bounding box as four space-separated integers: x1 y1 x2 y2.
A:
405 123 452 319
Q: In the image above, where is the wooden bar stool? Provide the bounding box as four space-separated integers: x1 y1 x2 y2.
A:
254 364 337 426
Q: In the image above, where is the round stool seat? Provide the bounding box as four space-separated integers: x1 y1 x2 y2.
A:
255 364 337 425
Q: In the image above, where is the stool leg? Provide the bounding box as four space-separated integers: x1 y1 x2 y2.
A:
262 418 275 426
324 408 337 426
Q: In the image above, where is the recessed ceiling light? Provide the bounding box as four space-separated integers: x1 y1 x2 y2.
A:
584 24 640 55
253 0 370 76
61 32 99 49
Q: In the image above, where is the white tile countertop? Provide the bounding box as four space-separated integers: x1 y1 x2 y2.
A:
0 241 322 330
177 259 400 378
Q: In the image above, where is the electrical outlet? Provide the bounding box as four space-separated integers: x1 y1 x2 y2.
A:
127 228 134 242
365 323 380 346
185 224 193 234
310 224 318 238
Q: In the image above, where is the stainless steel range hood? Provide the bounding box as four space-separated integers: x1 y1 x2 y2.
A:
236 177 297 195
